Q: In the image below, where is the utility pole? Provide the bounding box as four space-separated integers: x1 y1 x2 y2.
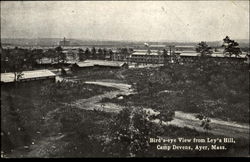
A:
169 45 175 63
169 46 172 63
63 37 66 46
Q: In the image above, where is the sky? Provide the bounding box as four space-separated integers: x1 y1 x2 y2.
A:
1 1 249 42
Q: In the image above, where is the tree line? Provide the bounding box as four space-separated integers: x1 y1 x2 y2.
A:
78 47 133 61
0 46 66 73
0 45 135 73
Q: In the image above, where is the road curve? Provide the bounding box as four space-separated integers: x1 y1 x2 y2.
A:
81 80 250 139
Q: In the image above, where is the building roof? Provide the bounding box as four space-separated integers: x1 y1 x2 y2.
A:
132 52 161 56
36 57 56 64
176 50 197 53
65 60 78 64
132 50 162 56
149 45 166 48
175 45 196 48
36 57 78 65
75 62 95 67
179 52 246 58
75 60 127 68
180 52 199 57
1 69 56 83
133 49 159 53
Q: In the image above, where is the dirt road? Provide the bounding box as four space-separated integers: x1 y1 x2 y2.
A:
75 80 250 139
68 81 133 113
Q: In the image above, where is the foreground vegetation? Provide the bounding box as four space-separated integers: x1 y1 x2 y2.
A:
102 59 249 123
1 81 115 156
3 102 249 157
37 106 250 157
1 57 249 157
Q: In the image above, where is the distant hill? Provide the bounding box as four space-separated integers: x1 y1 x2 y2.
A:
236 39 250 48
1 38 62 46
0 38 144 47
1 38 249 48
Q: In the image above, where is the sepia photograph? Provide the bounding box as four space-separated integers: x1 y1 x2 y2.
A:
1 0 249 158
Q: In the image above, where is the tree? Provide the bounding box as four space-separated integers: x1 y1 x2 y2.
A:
1 48 8 72
128 48 134 54
78 48 85 61
222 36 242 57
97 48 104 60
5 47 26 84
196 41 213 57
44 49 55 59
103 107 162 157
84 48 91 60
195 42 215 79
121 48 129 60
55 46 66 63
7 47 25 82
31 49 44 65
108 49 114 61
103 48 108 60
91 47 96 59
196 114 211 129
163 48 169 66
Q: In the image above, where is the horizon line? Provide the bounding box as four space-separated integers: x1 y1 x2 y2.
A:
1 37 249 43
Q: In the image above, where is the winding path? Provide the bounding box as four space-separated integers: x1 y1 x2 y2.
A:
72 80 250 139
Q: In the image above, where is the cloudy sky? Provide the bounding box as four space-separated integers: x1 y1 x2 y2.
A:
1 1 249 42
